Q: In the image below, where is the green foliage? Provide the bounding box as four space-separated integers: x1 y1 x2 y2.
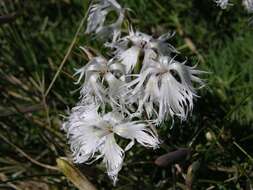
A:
205 32 253 124
0 0 252 189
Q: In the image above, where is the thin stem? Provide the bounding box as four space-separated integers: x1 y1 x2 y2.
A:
233 141 253 163
0 133 58 171
45 15 87 97
0 174 62 184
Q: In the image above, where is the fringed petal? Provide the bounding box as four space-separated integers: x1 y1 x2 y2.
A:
114 121 160 148
101 134 124 185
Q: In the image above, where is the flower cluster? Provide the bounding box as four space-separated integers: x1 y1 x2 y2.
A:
63 0 204 184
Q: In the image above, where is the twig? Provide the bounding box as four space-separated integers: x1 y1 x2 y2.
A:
38 73 52 128
0 133 58 171
0 174 62 184
175 164 186 180
208 165 237 173
206 186 216 190
45 15 87 97
0 173 22 190
0 12 20 24
233 141 253 163
0 104 43 117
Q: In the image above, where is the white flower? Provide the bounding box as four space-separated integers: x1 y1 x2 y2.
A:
63 104 159 184
215 0 232 9
243 0 253 13
86 0 125 39
63 0 207 186
107 28 177 73
125 56 204 122
74 53 126 107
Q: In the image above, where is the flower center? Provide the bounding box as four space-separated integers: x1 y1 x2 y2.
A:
92 122 114 138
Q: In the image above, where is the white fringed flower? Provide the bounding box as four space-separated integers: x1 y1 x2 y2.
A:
63 104 160 184
107 29 177 73
63 0 206 185
86 0 125 39
74 54 126 106
215 0 231 9
125 56 204 122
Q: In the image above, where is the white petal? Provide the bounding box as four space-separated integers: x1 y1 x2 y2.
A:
107 0 122 10
158 72 193 121
104 72 125 99
150 33 178 55
243 0 253 12
102 112 123 126
63 104 106 163
74 66 86 84
124 140 135 151
215 0 231 9
101 134 124 185
86 0 124 39
142 49 157 69
81 73 107 103
136 75 159 116
74 56 106 85
118 46 140 73
114 121 160 148
86 3 108 34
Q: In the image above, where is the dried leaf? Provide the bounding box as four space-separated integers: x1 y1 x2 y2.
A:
56 157 97 190
154 148 190 167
